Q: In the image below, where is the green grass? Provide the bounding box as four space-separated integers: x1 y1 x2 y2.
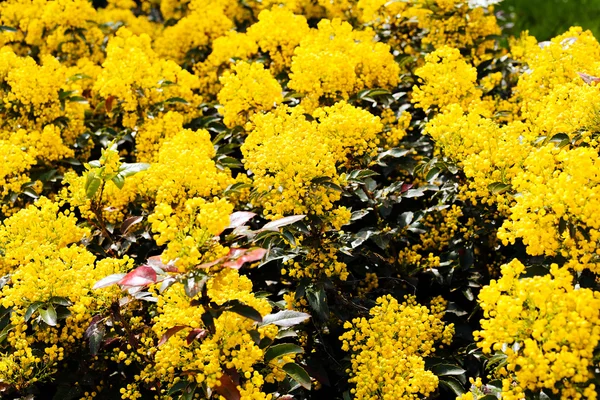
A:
498 0 600 40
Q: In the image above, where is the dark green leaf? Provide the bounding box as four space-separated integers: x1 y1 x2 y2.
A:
306 287 329 321
264 343 304 363
282 362 311 390
39 305 58 326
431 364 466 376
25 302 43 322
49 297 72 307
439 376 465 395
228 303 263 322
165 97 189 105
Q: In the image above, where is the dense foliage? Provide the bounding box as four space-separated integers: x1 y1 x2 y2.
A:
0 0 599 399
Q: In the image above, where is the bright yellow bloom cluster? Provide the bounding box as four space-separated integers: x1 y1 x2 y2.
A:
154 0 234 63
246 7 310 73
0 198 129 388
413 46 482 112
242 105 340 218
475 260 600 400
340 294 454 400
289 18 399 111
148 197 233 269
94 28 201 128
144 269 278 395
218 61 283 128
194 31 258 96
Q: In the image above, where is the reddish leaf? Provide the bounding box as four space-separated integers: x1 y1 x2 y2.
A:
213 374 241 400
186 328 208 345
227 211 256 229
146 255 178 273
222 248 267 270
120 216 143 235
158 325 188 347
578 72 600 85
401 183 413 193
118 265 157 287
105 95 115 112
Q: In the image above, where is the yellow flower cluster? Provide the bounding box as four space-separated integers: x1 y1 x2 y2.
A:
0 198 129 388
148 197 233 269
218 61 283 128
142 269 279 396
94 27 201 128
242 105 341 218
475 260 600 400
417 26 600 271
288 18 399 111
340 294 454 400
246 8 310 73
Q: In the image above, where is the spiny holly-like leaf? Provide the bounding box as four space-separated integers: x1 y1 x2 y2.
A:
118 266 157 287
24 302 43 322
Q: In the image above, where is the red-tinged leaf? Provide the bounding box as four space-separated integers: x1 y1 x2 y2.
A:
196 258 222 269
227 211 256 229
105 95 115 112
120 216 143 235
93 273 127 289
578 72 600 85
118 266 157 287
158 325 188 347
222 248 267 270
146 255 178 273
213 374 241 400
185 328 208 345
401 183 413 193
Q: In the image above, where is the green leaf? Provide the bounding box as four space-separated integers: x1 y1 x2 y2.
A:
0 25 18 33
487 182 512 195
439 376 465 396
39 305 58 326
112 174 125 189
282 362 311 390
85 172 101 199
49 297 72 307
431 364 466 376
228 303 263 322
264 343 304 363
260 310 311 327
68 96 88 104
25 302 43 322
165 97 189 105
119 163 150 177
306 286 329 321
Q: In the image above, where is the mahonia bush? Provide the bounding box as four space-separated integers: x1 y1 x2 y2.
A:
0 0 599 399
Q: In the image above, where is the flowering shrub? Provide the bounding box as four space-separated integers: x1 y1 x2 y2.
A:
0 0 599 399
